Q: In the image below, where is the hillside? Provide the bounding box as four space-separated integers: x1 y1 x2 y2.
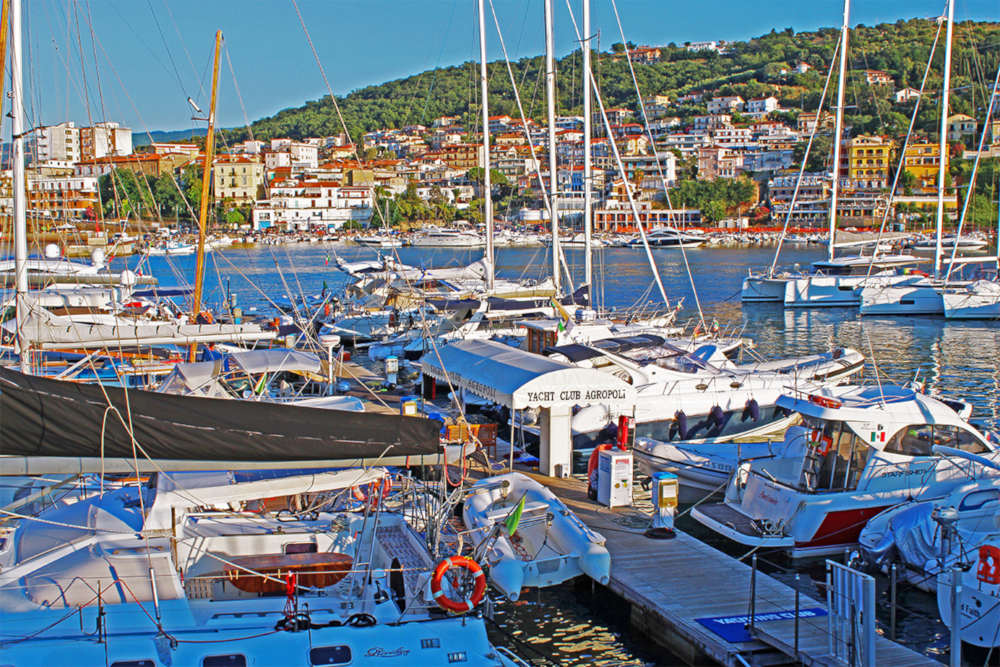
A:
233 18 1000 143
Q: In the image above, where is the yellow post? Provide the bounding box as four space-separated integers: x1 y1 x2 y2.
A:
189 30 222 362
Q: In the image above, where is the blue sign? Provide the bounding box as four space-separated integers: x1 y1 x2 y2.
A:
695 607 828 643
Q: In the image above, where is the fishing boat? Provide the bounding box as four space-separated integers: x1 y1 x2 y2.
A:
462 472 610 601
692 384 1000 558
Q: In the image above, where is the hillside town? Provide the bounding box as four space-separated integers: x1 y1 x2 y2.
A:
10 51 998 239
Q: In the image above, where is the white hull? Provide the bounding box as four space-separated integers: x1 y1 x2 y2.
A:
859 282 944 316
943 289 1000 319
784 274 915 308
741 275 791 302
463 473 610 601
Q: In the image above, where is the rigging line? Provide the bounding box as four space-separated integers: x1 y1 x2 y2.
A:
770 36 840 276
610 0 701 326
224 45 254 142
864 14 943 281
159 0 202 97
562 0 669 309
945 55 1000 282
487 0 554 239
144 0 186 98
414 0 457 127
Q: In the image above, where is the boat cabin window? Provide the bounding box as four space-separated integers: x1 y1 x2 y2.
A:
203 655 247 667
801 418 870 491
310 645 352 665
884 424 988 456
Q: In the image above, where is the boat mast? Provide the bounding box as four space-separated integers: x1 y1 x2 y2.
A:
478 0 494 292
545 0 560 293
189 30 222 362
827 0 849 263
582 0 593 294
934 0 955 279
11 0 27 373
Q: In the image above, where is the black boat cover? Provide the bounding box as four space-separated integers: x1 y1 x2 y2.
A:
0 367 439 462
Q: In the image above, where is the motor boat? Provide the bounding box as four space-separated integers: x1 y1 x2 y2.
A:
0 469 525 665
520 339 864 470
354 233 404 248
628 227 706 248
462 472 610 601
410 226 484 248
692 385 1000 558
145 240 199 256
859 476 1000 592
937 535 1000 648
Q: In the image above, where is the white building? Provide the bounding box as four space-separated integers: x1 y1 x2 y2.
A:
706 96 744 115
30 122 81 163
81 121 132 160
253 179 373 231
744 96 779 115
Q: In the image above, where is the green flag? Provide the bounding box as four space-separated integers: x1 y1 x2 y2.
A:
505 495 526 536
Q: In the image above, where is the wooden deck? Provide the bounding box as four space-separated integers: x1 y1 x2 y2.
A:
529 473 936 667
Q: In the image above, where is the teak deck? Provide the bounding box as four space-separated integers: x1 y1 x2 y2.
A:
530 473 935 667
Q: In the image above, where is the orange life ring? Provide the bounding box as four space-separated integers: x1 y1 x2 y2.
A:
430 555 486 613
352 476 392 506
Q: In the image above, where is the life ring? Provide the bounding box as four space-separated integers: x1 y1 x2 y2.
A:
430 555 486 613
810 429 835 456
352 476 392 506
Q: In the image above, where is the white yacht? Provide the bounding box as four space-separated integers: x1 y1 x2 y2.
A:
628 227 706 248
693 385 1000 558
410 226 485 248
354 233 404 248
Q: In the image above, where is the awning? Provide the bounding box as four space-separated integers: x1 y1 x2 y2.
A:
420 339 635 410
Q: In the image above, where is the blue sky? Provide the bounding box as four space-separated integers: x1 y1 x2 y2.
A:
22 0 997 134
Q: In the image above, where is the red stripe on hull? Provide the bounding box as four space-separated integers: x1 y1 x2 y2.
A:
795 505 891 549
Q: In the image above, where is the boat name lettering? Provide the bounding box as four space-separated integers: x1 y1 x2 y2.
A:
365 647 412 658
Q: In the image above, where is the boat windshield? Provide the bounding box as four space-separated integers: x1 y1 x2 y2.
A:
800 417 870 491
883 424 989 456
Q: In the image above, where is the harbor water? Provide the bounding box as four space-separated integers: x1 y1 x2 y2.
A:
111 243 998 665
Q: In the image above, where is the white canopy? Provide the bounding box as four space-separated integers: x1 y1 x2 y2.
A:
420 339 635 410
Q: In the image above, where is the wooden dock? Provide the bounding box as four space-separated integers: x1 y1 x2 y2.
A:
530 473 936 667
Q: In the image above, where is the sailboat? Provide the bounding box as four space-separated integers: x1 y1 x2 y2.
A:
743 0 922 307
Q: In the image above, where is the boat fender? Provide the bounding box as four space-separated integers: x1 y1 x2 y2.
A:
430 556 487 613
588 443 615 499
669 411 688 441
978 545 1000 584
707 405 725 430
742 398 760 423
809 429 835 456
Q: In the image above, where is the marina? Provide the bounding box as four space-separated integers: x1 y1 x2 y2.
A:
4 0 1000 665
